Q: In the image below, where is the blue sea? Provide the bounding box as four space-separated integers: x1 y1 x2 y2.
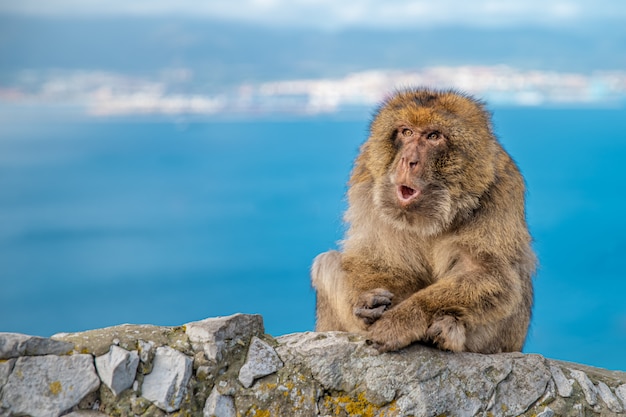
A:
1 107 625 370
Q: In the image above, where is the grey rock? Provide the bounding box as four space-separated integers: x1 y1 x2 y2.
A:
52 324 191 357
238 337 283 388
141 346 192 412
203 387 236 417
492 354 552 416
596 381 623 413
4 316 626 417
0 354 100 417
276 332 552 417
94 345 139 397
549 364 573 397
63 412 109 417
0 358 15 388
569 368 598 406
137 339 154 363
0 333 73 359
536 406 555 417
616 384 626 408
185 314 263 361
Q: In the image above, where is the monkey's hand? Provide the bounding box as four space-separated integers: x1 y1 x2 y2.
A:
353 288 394 326
365 303 428 353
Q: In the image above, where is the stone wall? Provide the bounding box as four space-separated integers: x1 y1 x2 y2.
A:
1 313 626 417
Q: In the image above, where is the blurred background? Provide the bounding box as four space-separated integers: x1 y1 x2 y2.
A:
1 0 625 370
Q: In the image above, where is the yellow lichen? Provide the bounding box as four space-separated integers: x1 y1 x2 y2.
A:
49 381 62 396
245 406 271 417
261 382 278 390
324 392 395 417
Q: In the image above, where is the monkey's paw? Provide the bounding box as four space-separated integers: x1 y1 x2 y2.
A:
364 301 429 353
426 315 466 352
353 288 394 326
365 311 420 353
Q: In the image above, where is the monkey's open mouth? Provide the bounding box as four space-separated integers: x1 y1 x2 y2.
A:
397 185 421 205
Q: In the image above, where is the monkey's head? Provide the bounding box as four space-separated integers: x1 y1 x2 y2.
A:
359 88 499 236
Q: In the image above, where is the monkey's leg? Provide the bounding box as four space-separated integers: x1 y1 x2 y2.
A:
311 251 349 331
312 250 392 332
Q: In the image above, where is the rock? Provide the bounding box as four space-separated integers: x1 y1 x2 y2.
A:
137 339 155 363
569 368 598 406
63 412 109 417
203 387 236 417
536 406 555 417
185 313 264 361
491 354 552 416
94 345 139 397
52 323 191 357
0 354 100 417
616 384 626 408
141 346 192 412
3 315 626 417
0 333 73 359
596 381 623 413
549 364 573 397
238 336 283 388
276 332 555 417
0 358 15 387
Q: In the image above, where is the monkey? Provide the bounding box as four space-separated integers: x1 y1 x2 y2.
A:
311 88 535 354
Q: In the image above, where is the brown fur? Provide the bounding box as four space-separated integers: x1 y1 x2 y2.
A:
312 88 535 353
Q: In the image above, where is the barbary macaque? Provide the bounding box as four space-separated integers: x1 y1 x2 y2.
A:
312 89 535 353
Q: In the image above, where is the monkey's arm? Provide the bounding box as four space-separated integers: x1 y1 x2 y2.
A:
343 254 432 322
367 252 525 352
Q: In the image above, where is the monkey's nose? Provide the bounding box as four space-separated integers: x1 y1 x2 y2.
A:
401 157 419 170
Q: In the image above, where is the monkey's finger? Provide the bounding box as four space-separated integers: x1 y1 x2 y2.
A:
354 305 387 321
366 294 393 308
354 307 382 318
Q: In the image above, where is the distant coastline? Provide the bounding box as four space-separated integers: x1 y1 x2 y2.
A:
2 66 625 118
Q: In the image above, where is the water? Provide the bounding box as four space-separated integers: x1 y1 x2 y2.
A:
1 108 625 370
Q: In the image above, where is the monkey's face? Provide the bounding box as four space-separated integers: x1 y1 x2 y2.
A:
373 123 455 236
365 90 498 236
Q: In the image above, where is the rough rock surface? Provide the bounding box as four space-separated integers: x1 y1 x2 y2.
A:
0 333 73 359
95 346 140 398
1 314 625 417
141 346 193 412
1 354 100 417
238 336 283 388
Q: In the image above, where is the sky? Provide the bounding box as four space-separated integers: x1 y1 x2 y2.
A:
1 0 626 29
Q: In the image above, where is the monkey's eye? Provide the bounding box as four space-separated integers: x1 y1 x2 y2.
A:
401 128 413 137
427 131 441 141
